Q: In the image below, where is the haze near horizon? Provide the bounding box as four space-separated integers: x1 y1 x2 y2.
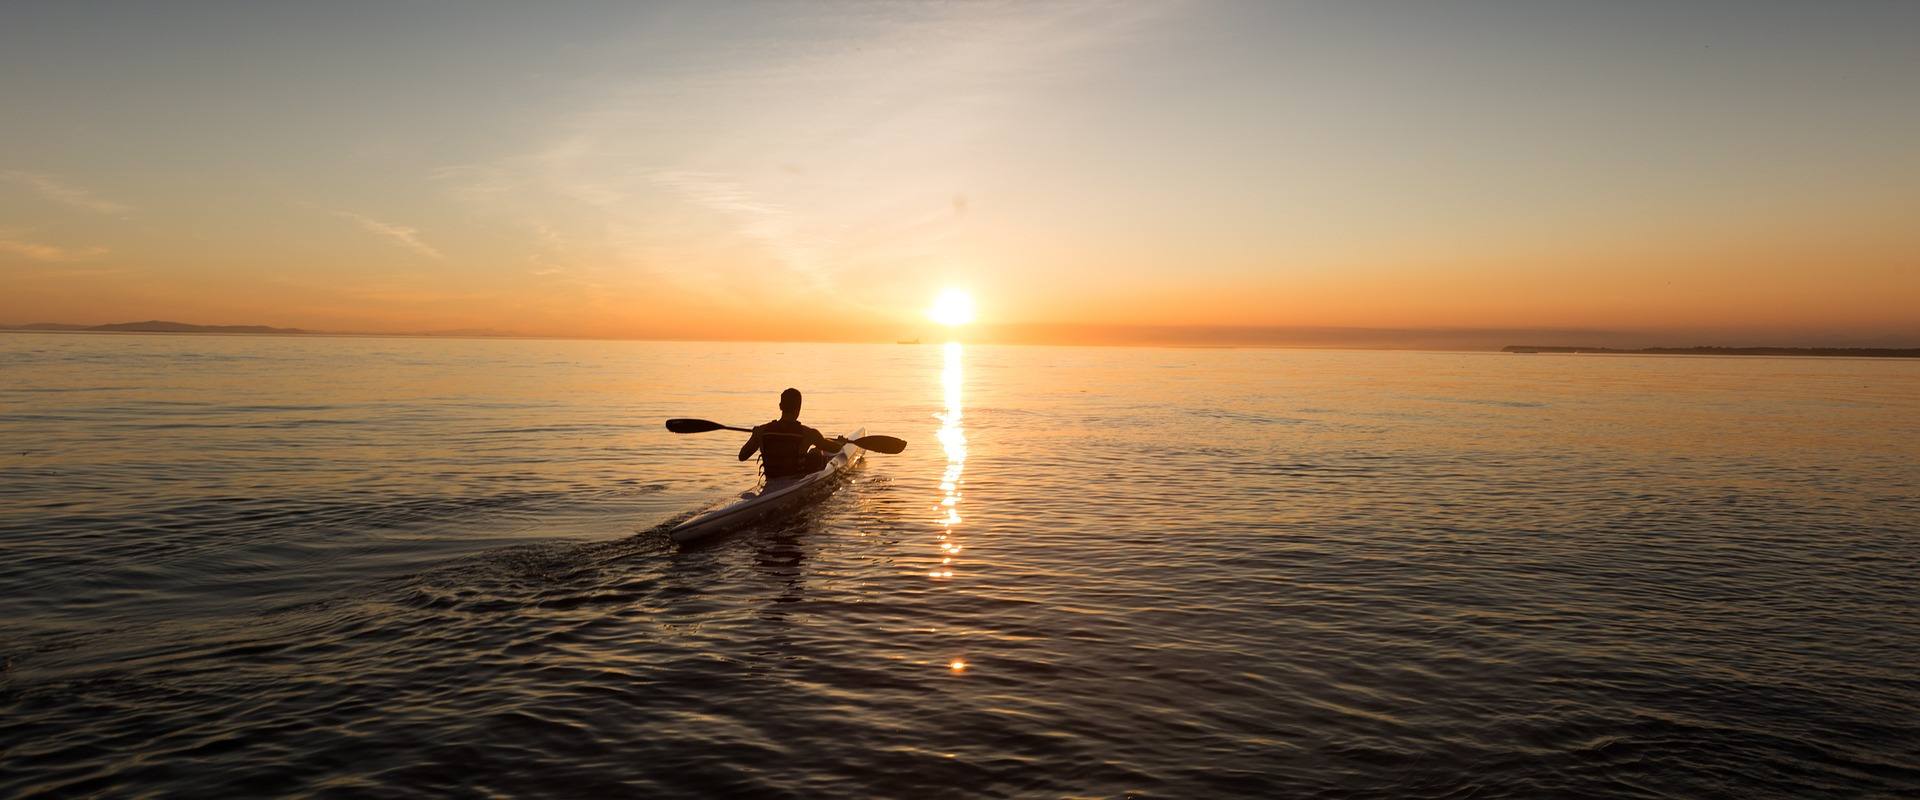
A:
4 1 1917 346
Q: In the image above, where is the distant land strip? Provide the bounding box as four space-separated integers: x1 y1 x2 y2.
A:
1505 346 1920 358
6 320 309 334
0 321 521 337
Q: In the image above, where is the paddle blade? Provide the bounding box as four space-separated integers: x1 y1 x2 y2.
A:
665 418 727 434
851 435 907 455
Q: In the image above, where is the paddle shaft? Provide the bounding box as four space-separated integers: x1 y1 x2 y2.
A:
665 418 906 454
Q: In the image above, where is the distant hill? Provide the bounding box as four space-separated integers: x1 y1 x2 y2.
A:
0 321 528 337
4 320 310 334
412 328 519 337
1505 345 1920 358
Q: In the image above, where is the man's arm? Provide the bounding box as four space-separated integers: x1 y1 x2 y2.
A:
806 426 846 453
738 427 764 461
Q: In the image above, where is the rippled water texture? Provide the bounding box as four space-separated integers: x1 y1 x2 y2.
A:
3 333 1917 798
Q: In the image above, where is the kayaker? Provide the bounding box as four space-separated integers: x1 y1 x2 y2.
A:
739 388 848 479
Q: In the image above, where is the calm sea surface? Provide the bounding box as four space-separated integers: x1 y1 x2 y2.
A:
2 333 1916 798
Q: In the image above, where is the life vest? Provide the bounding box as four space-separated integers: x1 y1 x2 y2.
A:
757 419 815 478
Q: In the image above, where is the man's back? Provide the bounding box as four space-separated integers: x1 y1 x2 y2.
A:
739 388 843 479
756 418 822 478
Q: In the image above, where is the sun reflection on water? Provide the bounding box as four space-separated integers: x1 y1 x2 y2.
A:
931 341 968 672
930 342 965 584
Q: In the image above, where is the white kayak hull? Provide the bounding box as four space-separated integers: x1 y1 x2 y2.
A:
669 428 866 544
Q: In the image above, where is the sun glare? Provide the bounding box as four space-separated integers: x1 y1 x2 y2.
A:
927 289 975 327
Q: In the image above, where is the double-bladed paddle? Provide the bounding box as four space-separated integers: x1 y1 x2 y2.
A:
665 418 907 455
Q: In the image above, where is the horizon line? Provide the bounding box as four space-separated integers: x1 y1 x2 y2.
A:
5 320 1917 353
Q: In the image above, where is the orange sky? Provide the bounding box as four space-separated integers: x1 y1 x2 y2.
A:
3 3 1917 346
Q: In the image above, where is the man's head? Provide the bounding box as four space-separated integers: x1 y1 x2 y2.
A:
778 387 802 418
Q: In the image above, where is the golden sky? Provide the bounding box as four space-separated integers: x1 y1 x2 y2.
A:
3 2 1917 346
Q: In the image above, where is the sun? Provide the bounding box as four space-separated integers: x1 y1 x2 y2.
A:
927 288 975 326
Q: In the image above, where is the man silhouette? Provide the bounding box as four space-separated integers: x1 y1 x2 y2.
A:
739 388 847 479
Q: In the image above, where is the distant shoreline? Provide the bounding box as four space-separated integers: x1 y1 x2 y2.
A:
6 321 310 335
0 321 519 339
1505 345 1920 358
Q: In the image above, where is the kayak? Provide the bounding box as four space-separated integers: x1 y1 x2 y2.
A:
669 427 866 544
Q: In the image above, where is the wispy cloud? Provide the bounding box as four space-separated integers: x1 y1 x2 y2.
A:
335 211 444 260
523 221 573 276
430 163 646 285
649 169 827 284
428 1 1180 305
2 171 130 215
0 236 109 262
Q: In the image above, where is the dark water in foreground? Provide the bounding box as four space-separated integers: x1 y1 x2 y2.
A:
2 333 1917 798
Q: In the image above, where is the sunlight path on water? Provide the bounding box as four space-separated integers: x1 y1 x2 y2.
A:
931 343 966 578
931 342 967 669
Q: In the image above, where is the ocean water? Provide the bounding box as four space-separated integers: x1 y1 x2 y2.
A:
2 332 1917 798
